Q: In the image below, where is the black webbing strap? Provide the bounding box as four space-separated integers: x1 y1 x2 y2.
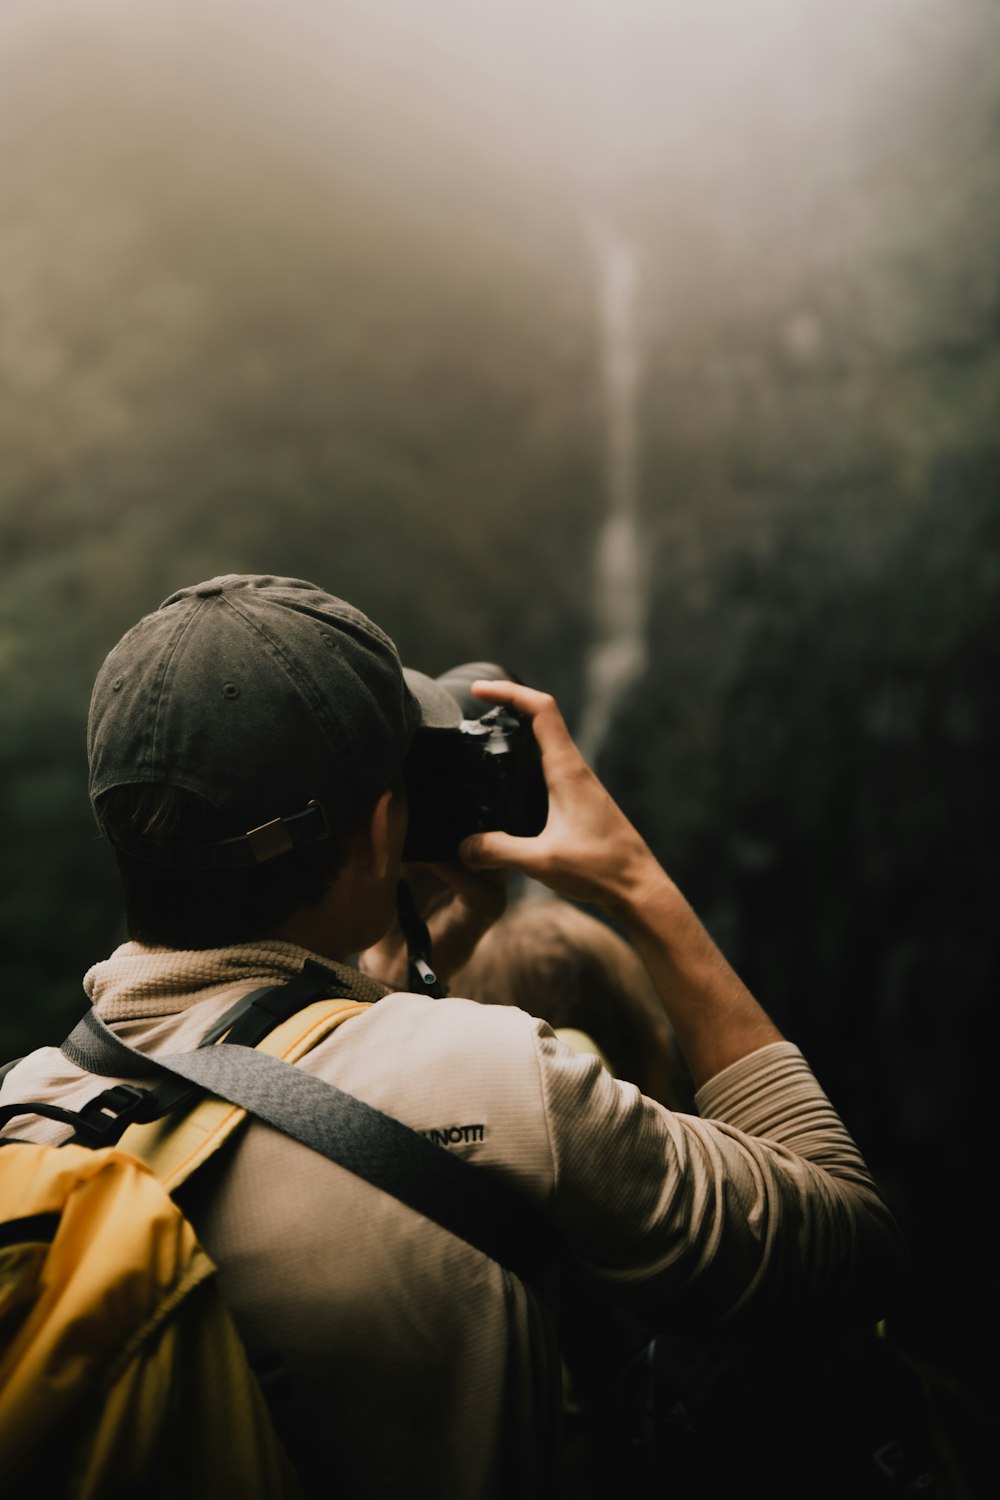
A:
217 960 352 1048
0 1092 155 1147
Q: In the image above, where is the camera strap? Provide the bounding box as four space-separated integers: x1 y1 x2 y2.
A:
396 879 447 998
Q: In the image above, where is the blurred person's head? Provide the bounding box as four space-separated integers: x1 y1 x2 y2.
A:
452 897 695 1112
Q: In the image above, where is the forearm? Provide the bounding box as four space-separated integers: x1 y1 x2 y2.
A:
606 861 783 1088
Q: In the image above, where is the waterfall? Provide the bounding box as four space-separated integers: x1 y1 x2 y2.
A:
514 231 647 910
576 230 648 768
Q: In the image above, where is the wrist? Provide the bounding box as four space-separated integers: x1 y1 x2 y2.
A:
602 854 677 930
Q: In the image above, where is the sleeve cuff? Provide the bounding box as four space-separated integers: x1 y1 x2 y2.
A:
695 1041 817 1132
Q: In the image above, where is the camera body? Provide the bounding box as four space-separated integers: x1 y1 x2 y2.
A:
402 664 548 862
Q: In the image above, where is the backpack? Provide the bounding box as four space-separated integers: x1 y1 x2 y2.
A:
0 961 558 1498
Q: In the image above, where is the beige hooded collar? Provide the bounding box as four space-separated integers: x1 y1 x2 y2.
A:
83 940 388 1021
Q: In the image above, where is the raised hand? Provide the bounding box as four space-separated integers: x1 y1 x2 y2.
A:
458 680 660 914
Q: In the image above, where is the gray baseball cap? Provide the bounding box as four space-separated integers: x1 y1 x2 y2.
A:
88 574 446 867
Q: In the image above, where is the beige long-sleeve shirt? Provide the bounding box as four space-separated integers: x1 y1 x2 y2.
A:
0 940 904 1499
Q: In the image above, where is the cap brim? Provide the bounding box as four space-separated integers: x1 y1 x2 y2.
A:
402 668 464 729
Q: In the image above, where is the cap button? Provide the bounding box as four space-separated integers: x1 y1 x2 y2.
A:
195 584 224 598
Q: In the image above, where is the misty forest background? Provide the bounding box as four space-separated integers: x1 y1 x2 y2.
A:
1 0 996 1468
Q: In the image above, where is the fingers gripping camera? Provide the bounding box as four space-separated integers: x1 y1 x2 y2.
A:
401 663 548 862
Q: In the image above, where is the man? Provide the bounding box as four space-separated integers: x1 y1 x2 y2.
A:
0 574 905 1499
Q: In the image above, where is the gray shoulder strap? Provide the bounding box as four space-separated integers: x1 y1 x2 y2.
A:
63 1005 556 1299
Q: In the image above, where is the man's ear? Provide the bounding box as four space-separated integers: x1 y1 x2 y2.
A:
359 788 395 880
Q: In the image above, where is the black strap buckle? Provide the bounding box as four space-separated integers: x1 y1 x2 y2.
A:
74 1083 160 1146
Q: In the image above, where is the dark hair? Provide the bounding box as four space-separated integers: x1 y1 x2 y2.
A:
97 784 363 948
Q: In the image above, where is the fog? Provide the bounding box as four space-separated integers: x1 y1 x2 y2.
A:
4 1 993 375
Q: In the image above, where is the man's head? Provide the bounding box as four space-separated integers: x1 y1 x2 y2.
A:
89 575 441 952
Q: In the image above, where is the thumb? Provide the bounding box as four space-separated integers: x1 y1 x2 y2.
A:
459 830 535 871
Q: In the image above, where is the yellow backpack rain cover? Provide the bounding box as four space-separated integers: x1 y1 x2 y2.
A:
0 1137 301 1498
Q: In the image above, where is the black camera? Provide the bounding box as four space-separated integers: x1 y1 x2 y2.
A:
402 662 548 861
